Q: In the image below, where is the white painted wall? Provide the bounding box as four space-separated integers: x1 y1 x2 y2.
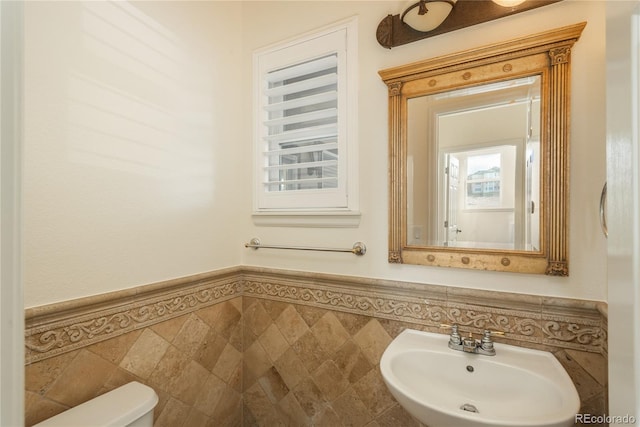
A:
241 0 608 301
1 1 25 424
23 1 245 307
23 1 608 308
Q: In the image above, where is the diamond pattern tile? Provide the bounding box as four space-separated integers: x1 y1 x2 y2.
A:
243 298 409 426
25 298 243 427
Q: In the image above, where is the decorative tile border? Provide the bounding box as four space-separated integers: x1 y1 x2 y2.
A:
25 266 607 363
242 267 607 354
243 279 445 323
25 268 243 364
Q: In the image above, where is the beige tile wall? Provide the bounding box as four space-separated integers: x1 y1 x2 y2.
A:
24 267 608 427
242 296 421 426
241 296 608 427
26 299 243 426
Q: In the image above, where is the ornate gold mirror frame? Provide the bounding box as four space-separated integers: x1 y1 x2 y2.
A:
380 22 585 275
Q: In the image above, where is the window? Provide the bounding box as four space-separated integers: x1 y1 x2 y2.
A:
253 18 358 220
462 146 516 210
465 153 502 208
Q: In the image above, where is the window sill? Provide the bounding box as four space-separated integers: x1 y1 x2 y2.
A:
252 210 361 228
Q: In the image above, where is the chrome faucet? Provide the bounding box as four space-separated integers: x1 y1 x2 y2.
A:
441 324 502 356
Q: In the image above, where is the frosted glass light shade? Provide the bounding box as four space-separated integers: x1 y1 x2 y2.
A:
401 0 457 33
492 0 526 6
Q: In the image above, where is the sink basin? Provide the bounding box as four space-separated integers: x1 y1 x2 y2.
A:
380 329 580 427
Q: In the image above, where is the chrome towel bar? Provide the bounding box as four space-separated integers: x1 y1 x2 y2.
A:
245 238 366 256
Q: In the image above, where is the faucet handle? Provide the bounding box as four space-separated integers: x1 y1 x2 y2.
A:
480 330 504 351
441 323 462 345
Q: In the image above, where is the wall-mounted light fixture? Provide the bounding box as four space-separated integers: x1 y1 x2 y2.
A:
377 0 564 49
401 0 457 33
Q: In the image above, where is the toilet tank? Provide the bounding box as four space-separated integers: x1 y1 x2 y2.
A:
33 381 158 427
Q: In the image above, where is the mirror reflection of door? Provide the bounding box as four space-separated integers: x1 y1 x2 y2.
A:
525 141 541 250
439 144 518 249
444 154 460 246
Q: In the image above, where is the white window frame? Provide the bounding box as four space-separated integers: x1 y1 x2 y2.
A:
252 17 359 227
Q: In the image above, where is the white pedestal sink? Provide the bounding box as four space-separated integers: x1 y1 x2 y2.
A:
380 329 580 427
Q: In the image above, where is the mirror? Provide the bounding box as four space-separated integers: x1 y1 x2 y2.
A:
380 23 585 275
407 76 541 251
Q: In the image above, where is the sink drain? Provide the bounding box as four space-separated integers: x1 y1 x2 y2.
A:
460 403 479 413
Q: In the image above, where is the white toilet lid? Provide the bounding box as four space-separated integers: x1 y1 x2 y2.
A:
33 381 158 427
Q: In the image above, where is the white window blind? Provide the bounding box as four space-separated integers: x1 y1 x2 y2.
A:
264 54 339 193
253 19 357 213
